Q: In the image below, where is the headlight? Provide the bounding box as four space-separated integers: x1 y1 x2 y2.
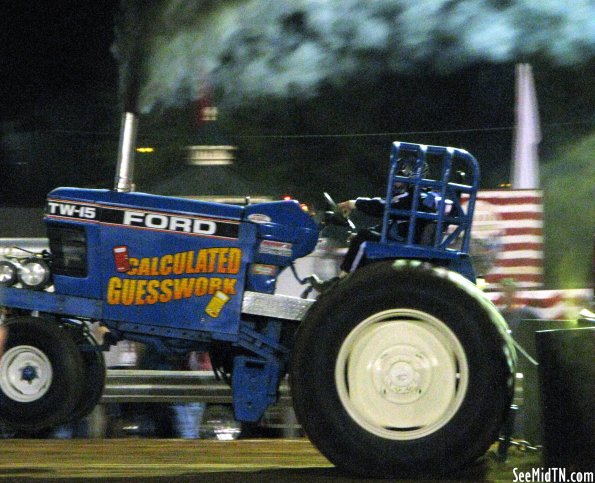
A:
0 260 18 287
17 258 51 290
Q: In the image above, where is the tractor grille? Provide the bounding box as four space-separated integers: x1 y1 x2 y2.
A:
47 225 87 277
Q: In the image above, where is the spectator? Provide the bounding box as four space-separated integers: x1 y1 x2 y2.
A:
499 278 539 332
137 346 206 439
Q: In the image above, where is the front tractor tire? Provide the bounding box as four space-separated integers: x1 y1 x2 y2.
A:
290 261 516 479
0 317 84 432
63 326 106 423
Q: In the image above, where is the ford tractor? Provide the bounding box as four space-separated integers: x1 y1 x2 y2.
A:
0 113 515 478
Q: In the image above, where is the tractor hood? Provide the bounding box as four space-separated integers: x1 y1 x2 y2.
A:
45 188 319 262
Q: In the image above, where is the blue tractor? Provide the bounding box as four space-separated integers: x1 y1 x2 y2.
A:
0 119 515 478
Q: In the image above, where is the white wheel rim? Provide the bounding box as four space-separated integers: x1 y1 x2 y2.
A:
0 345 53 402
335 309 468 440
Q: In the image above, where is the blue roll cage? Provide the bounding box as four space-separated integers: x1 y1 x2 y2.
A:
364 141 480 280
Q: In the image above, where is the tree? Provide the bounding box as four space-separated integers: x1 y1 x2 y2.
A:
542 132 595 289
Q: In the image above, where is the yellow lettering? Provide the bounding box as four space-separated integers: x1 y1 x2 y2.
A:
145 279 160 304
159 255 172 276
194 249 208 273
208 277 222 294
137 258 151 276
185 251 195 274
173 278 195 300
121 279 135 306
228 248 241 274
172 252 186 275
222 278 237 295
159 279 173 303
127 258 139 276
107 275 238 305
207 248 218 272
194 277 208 296
150 257 159 276
134 279 147 305
107 277 122 304
217 248 229 273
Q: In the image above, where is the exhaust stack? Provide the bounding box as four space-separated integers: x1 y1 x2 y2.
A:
114 112 139 192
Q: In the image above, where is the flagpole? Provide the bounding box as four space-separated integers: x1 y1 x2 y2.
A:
512 64 541 189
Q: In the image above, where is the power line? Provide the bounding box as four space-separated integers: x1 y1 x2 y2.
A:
236 120 595 139
238 126 514 139
11 120 595 139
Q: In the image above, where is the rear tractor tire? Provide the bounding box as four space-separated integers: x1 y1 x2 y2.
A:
290 261 516 479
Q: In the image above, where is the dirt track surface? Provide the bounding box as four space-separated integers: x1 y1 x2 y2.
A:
0 438 540 481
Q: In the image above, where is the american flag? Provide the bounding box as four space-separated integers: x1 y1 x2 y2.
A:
462 190 593 319
486 288 592 320
466 189 544 290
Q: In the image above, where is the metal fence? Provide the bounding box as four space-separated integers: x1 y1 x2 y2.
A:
101 369 292 405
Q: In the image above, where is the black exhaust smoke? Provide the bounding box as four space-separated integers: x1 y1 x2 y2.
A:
112 0 160 192
111 1 595 113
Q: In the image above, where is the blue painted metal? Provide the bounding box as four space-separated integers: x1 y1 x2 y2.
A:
439 256 476 282
367 141 479 281
237 320 288 360
49 187 245 220
245 265 278 294
0 286 102 319
245 200 318 265
230 318 289 421
38 189 318 343
0 141 482 424
231 355 282 422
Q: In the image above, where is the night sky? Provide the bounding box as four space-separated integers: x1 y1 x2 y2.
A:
1 2 593 205
1 2 119 120
0 1 592 290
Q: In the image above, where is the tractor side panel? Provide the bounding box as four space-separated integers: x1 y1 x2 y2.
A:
100 213 255 337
